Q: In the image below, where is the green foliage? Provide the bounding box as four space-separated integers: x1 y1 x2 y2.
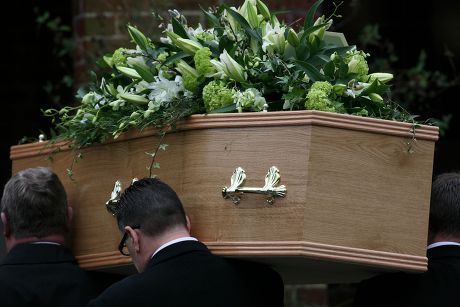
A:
44 0 424 151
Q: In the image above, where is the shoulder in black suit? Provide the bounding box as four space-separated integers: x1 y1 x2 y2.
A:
89 240 284 307
0 243 95 307
353 245 460 307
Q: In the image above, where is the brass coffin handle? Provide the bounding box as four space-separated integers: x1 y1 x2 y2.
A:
222 166 287 205
106 178 138 216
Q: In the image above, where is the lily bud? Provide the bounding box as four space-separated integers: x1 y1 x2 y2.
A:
246 0 259 28
119 93 149 105
116 66 142 80
310 16 331 41
369 93 384 103
130 111 141 119
287 28 300 47
220 50 246 83
176 38 203 55
127 25 150 51
165 31 180 46
368 72 393 83
332 84 347 95
176 60 200 78
308 34 320 48
256 0 271 20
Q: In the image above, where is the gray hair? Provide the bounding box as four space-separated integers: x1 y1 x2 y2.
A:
1 167 68 238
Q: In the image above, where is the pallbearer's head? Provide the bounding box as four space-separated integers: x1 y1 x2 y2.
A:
1 167 70 250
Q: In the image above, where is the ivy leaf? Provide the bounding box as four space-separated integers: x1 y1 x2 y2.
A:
159 144 168 151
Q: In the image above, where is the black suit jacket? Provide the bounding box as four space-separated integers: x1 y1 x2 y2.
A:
89 240 284 307
353 245 460 307
0 243 96 307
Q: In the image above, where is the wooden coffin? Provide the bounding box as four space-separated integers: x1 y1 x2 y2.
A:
10 110 439 284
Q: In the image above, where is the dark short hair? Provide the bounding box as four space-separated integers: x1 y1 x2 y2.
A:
116 178 187 236
1 167 68 238
429 172 460 237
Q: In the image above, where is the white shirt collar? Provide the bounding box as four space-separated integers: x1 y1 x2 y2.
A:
32 241 61 246
151 236 198 258
427 241 460 249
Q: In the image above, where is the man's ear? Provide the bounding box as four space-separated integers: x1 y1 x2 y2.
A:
1 212 11 237
66 206 74 231
185 215 191 234
125 226 141 254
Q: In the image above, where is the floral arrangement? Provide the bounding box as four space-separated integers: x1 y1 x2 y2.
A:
44 0 412 149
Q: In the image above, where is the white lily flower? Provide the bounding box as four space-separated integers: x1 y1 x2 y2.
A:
233 88 266 111
262 22 286 54
160 36 172 44
210 59 227 79
146 71 186 104
219 50 246 83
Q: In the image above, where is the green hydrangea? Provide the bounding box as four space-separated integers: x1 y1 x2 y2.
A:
202 80 235 112
344 50 369 78
195 31 214 42
159 67 174 80
310 81 333 93
305 81 335 112
112 48 128 66
157 51 169 63
182 71 200 91
194 47 215 75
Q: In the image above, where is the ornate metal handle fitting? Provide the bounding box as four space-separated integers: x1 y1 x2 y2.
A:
106 180 122 215
105 178 138 215
222 166 287 205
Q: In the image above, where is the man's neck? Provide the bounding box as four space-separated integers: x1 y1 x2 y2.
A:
148 229 191 255
5 234 66 252
136 227 191 272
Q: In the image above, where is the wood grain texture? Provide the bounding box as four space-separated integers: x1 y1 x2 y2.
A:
76 241 427 284
10 111 438 283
